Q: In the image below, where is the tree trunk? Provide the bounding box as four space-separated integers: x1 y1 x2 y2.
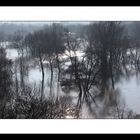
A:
20 57 24 89
109 52 115 89
15 65 19 98
39 56 44 101
56 55 61 82
49 58 53 96
73 55 83 108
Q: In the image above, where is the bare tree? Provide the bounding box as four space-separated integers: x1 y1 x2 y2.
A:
39 24 65 96
25 31 45 101
86 22 129 96
12 30 28 92
63 31 100 108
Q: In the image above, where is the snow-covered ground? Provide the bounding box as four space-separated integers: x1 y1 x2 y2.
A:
6 48 19 60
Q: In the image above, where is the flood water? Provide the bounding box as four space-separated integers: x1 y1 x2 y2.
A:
116 74 140 113
5 48 140 116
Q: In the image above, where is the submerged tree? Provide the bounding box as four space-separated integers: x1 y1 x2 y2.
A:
12 30 28 92
25 31 45 100
63 30 100 108
25 23 66 98
47 24 65 82
42 24 65 95
62 22 129 108
86 22 129 96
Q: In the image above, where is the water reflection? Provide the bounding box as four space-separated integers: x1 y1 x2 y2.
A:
6 48 140 118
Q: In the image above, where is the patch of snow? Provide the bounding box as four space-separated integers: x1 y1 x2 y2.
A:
6 49 18 60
